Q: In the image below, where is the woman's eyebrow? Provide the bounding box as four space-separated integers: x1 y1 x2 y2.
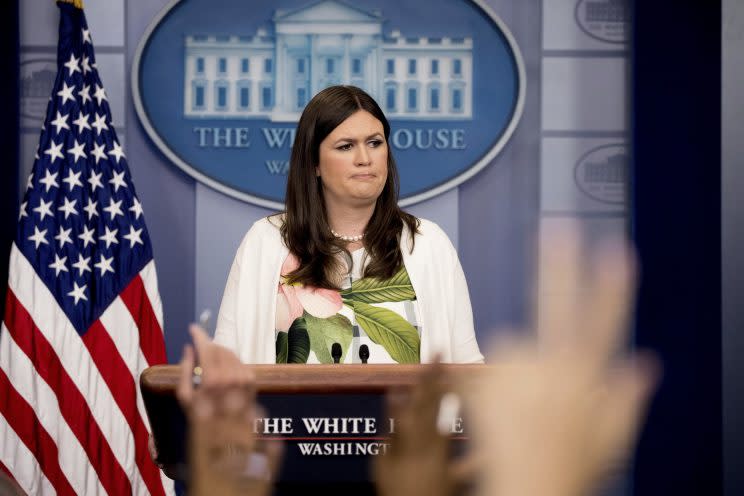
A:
333 132 384 143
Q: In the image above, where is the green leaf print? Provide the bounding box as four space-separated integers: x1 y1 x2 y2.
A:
276 318 311 364
343 265 416 304
349 300 420 363
304 312 353 364
287 318 310 363
275 332 288 364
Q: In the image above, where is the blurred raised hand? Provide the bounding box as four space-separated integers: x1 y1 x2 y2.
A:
464 222 659 496
176 325 282 496
374 361 477 496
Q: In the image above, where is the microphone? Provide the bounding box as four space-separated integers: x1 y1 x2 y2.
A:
331 343 342 364
359 344 369 364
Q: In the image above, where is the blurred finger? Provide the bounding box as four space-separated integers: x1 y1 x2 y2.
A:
437 392 461 436
212 341 246 390
385 386 409 420
615 352 659 424
415 361 445 418
536 220 583 351
190 323 230 388
252 404 267 424
583 240 636 370
448 452 482 485
176 344 195 407
598 352 660 464
192 395 215 420
189 323 211 366
226 387 257 422
222 389 248 415
241 362 257 387
382 387 408 458
264 438 285 480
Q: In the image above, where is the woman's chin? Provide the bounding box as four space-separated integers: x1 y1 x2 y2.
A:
324 186 384 209
350 189 384 204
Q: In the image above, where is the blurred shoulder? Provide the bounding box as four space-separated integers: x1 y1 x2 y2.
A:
402 217 455 256
249 213 284 233
259 213 284 230
239 214 284 247
416 218 451 243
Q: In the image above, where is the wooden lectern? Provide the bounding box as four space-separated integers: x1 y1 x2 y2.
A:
140 364 481 492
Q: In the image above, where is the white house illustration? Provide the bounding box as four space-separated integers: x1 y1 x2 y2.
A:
183 0 473 121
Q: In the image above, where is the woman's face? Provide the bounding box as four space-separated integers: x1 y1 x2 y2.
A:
316 110 388 210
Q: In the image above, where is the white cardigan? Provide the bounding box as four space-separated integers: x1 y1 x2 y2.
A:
213 216 484 364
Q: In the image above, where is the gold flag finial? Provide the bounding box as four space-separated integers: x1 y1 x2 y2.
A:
57 0 84 8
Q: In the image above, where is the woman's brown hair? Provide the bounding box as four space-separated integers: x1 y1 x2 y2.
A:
279 85 419 289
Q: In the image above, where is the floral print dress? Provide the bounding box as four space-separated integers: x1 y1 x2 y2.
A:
274 249 422 364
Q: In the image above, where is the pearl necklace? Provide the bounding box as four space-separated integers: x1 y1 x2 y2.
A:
331 229 364 242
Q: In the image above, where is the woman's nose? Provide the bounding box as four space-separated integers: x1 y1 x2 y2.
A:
355 145 371 166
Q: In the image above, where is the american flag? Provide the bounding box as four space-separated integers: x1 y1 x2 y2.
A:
0 1 172 494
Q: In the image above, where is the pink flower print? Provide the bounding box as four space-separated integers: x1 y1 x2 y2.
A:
294 286 343 317
276 283 304 332
275 253 343 331
280 251 301 275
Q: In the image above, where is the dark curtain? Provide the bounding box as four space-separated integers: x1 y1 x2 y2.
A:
0 0 20 317
631 0 722 494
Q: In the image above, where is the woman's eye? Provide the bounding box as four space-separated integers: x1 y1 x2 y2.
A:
369 140 383 148
337 143 352 151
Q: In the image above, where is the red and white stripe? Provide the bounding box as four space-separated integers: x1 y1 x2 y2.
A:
0 244 174 495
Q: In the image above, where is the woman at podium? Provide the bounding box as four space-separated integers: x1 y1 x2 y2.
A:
213 85 483 365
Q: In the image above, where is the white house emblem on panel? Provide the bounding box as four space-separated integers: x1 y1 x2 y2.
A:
183 1 473 121
133 0 524 209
